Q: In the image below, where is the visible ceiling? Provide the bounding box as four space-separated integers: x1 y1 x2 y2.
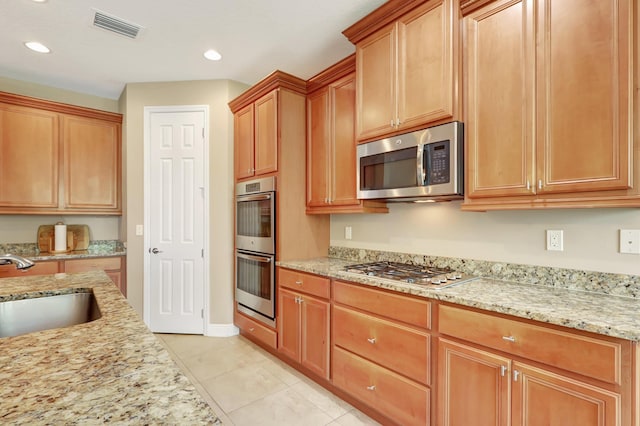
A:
0 0 388 100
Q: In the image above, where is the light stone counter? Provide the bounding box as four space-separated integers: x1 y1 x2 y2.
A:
277 257 640 342
0 271 220 425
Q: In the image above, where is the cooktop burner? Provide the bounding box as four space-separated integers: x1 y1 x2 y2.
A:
344 261 476 289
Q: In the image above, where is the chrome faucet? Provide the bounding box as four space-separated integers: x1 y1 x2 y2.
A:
0 254 35 270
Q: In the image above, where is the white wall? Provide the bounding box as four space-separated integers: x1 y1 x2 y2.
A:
0 216 120 243
330 202 640 276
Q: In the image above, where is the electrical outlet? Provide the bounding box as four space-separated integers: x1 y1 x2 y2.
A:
136 224 144 236
345 226 352 240
546 230 563 251
619 229 640 254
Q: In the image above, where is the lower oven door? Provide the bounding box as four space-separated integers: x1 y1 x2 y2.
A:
235 250 275 324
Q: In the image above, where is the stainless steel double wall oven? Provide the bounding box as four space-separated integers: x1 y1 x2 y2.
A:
235 177 276 326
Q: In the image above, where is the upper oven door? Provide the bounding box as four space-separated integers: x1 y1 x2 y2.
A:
236 191 275 254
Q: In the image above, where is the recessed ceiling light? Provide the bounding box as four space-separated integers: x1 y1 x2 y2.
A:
24 41 51 53
203 49 222 61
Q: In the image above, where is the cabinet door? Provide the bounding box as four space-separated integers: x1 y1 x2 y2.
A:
254 90 278 176
278 288 300 362
331 74 359 206
306 88 331 207
234 103 255 180
536 0 632 194
438 338 511 426
0 260 59 278
356 23 396 141
300 294 330 379
512 362 620 426
62 115 120 210
0 104 59 208
397 0 454 130
464 0 535 198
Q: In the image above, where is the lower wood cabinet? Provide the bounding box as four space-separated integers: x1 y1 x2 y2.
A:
437 304 633 426
278 268 330 379
0 260 60 278
64 256 126 296
234 308 277 350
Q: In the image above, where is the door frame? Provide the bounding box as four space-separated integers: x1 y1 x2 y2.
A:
142 105 210 332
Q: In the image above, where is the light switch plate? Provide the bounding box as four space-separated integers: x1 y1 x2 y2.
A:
136 224 144 236
619 229 640 254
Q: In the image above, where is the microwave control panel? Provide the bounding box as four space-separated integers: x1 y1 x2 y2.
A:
423 141 450 185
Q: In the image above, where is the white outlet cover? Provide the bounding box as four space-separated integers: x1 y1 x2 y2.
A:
619 229 640 254
546 229 563 251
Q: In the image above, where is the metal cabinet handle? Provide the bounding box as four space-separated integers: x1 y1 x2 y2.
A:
390 119 395 128
502 335 516 343
149 248 163 254
513 370 520 381
295 280 303 285
500 365 507 377
367 338 376 344
249 327 255 332
366 385 376 391
538 179 542 189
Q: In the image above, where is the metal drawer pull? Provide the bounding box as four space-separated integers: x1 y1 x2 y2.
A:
249 327 255 332
367 338 376 344
502 335 516 343
295 280 303 285
366 385 376 391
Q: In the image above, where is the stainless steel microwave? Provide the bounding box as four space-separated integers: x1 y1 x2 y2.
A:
356 121 464 202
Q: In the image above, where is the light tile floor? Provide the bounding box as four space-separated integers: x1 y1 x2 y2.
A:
155 333 380 426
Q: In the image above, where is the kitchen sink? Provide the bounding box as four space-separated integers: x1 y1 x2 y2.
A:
0 291 101 338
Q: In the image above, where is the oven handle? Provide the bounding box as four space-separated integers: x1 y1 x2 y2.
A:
237 252 272 263
237 193 272 202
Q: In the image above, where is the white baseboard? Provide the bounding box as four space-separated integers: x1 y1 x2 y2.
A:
205 323 239 337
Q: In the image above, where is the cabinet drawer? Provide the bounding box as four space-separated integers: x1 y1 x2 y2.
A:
333 346 429 426
65 257 122 273
0 261 59 278
333 280 430 329
235 310 277 350
278 268 330 299
439 304 625 385
333 305 430 385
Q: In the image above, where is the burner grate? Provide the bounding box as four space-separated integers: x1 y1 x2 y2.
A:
344 261 475 289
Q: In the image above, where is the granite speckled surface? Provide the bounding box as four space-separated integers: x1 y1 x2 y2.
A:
1 240 126 261
0 271 220 425
277 253 640 342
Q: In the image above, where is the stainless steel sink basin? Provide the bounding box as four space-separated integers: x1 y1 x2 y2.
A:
0 291 101 338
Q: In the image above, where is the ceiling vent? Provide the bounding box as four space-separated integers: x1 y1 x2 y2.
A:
92 9 143 39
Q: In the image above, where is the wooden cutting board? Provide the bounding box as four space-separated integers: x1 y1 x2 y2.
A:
37 224 90 253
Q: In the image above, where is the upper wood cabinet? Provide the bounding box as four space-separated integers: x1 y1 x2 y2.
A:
0 92 122 215
232 89 278 180
61 115 121 211
0 103 59 208
344 0 460 142
306 56 388 214
462 0 638 210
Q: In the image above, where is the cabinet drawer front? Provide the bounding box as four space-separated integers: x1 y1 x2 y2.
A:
333 305 430 385
0 261 59 278
438 304 624 384
333 280 430 329
65 257 122 273
333 346 429 426
235 311 277 350
278 268 330 299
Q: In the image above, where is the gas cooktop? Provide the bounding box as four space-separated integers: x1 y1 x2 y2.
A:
344 261 477 289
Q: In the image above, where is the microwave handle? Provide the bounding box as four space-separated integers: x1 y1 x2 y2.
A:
237 193 272 202
417 144 425 186
237 252 272 263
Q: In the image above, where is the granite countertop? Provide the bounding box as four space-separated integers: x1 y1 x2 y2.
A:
0 271 220 424
277 257 640 342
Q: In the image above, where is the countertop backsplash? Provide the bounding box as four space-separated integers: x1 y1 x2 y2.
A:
0 240 125 257
329 246 640 299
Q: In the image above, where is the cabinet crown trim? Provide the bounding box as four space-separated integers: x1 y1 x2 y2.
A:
228 70 306 113
306 54 355 94
0 92 122 122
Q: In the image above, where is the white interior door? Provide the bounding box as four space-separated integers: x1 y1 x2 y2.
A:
145 107 207 333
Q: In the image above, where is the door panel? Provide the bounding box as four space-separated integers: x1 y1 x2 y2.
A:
300 295 330 379
254 91 278 176
148 109 205 334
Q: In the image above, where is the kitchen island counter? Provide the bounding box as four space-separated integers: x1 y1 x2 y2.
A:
278 257 640 342
0 271 220 424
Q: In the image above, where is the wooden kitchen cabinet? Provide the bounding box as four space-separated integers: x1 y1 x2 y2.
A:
437 303 633 426
462 0 638 210
61 115 121 211
64 256 126 296
0 103 59 209
278 268 330 380
233 90 277 180
343 0 459 142
0 92 123 215
306 56 387 214
0 260 60 278
332 280 432 425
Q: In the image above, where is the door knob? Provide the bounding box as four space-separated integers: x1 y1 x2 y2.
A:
149 248 163 254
